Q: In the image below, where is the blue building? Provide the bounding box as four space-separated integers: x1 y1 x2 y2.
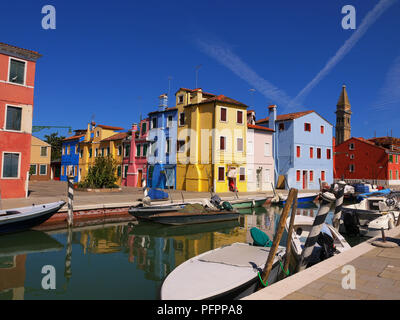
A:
60 130 86 182
146 94 178 189
257 105 333 190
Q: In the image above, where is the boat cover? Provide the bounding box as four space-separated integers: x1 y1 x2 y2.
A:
198 243 271 267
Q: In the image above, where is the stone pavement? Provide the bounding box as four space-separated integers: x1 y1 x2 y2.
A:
244 226 400 300
0 180 315 210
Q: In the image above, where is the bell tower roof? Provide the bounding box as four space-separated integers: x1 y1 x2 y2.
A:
336 84 351 110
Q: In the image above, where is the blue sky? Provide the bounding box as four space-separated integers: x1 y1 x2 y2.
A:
1 0 399 139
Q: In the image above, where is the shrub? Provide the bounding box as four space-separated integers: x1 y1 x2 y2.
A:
79 156 119 189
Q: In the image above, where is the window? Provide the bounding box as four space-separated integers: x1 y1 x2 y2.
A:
41 147 47 157
61 166 64 176
101 148 105 157
239 167 246 181
124 145 130 157
75 145 78 154
396 170 399 180
9 58 26 85
136 144 141 157
321 170 326 181
151 117 157 129
390 170 392 180
117 145 122 156
350 154 354 159
317 148 321 159
349 164 355 172
220 136 226 151
247 168 253 182
80 149 83 158
166 139 170 154
296 146 301 158
326 149 331 160
396 155 399 164
237 110 243 124
96 131 100 137
89 148 92 158
265 169 271 182
2 153 20 178
67 145 70 155
106 147 110 156
39 164 47 175
123 165 129 178
142 144 148 157
389 155 393 163
309 170 314 181
320 126 325 134
304 123 311 132
278 123 285 131
167 115 173 128
264 143 270 156
95 148 98 157
247 140 254 155
179 112 185 126
218 167 225 181
220 108 227 122
237 138 243 152
5 106 22 131
141 122 147 134
62 146 65 155
349 143 355 150
309 147 313 159
296 170 301 182
30 164 37 175
177 140 185 153
177 95 184 104
117 166 121 177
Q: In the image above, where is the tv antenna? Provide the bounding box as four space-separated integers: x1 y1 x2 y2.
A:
195 64 202 89
249 88 256 107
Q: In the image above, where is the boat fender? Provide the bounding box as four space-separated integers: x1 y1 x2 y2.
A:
221 201 233 211
250 227 272 247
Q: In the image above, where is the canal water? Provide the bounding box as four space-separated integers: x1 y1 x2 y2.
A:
0 203 366 300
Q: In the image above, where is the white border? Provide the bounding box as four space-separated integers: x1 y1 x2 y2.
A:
39 164 47 175
8 56 27 86
1 151 21 179
3 104 23 132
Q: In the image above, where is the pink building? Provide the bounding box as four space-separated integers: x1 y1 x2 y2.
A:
122 118 149 187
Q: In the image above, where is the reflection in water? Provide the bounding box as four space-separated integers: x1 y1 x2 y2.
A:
0 203 361 300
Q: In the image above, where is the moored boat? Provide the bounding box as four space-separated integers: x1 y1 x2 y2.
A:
0 201 66 235
275 193 318 205
160 242 285 300
228 197 271 209
128 202 190 216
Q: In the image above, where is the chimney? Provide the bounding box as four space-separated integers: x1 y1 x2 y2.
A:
159 94 168 111
85 123 91 142
268 105 277 130
132 123 138 132
247 111 256 125
193 88 203 104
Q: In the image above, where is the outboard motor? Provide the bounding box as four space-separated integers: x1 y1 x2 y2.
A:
210 194 222 208
342 210 360 236
317 232 336 261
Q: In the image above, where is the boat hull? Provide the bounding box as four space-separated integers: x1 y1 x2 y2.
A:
230 198 269 209
128 204 187 216
280 194 317 205
137 212 239 226
0 202 65 235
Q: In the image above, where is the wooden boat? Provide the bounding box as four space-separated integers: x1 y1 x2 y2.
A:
161 242 285 300
228 197 270 209
136 210 239 226
286 215 351 266
128 220 239 237
275 193 318 205
0 201 65 235
128 202 190 216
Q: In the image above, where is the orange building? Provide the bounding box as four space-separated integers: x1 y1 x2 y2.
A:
0 43 42 199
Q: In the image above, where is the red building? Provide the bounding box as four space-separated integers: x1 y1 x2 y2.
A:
334 136 400 187
0 43 41 199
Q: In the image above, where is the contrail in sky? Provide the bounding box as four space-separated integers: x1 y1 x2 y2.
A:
291 0 398 107
370 54 400 111
196 39 297 108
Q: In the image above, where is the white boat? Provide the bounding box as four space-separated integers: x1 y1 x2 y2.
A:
286 215 351 266
341 196 400 236
0 201 65 234
161 242 285 300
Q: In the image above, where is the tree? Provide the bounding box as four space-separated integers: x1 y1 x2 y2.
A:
79 156 118 189
44 132 65 161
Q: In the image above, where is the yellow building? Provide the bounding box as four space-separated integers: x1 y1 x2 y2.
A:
30 136 51 181
79 123 126 185
175 88 248 193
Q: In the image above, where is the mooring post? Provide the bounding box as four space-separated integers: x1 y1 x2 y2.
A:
333 181 346 231
297 191 336 272
284 189 298 276
258 188 297 289
67 175 74 227
64 225 72 284
381 228 387 242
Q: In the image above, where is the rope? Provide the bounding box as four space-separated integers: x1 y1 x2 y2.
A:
258 260 290 287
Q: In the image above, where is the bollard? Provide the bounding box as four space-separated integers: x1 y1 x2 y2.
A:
332 181 346 231
258 188 297 289
381 228 386 242
297 191 336 272
67 176 74 227
283 189 298 275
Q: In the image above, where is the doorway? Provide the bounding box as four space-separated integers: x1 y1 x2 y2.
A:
137 169 142 187
256 168 262 191
302 170 308 190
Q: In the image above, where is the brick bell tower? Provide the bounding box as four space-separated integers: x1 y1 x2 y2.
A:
335 85 352 146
